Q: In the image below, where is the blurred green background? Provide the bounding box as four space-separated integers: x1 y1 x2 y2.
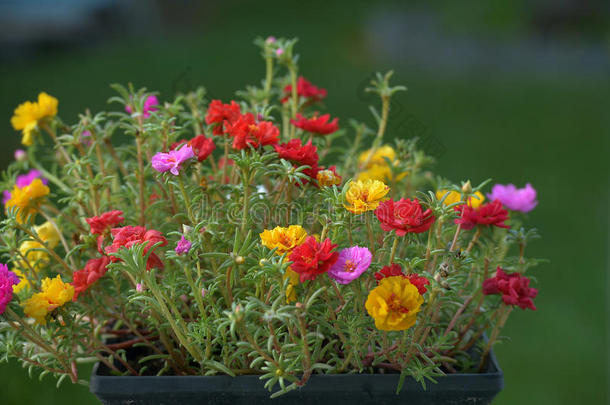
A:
0 0 608 404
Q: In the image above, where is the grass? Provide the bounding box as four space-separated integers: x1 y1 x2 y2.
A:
0 1 607 403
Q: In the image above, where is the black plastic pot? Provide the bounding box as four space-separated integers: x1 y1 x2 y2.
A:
90 350 503 405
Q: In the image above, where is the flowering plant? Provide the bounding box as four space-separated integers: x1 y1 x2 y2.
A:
0 37 542 397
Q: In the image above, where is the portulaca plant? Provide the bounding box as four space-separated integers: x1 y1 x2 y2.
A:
0 37 542 396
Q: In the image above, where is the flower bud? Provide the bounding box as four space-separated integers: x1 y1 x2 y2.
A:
461 180 472 195
235 256 245 265
136 283 144 292
259 259 268 267
14 149 27 162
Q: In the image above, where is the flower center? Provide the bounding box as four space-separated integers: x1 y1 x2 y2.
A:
344 260 356 273
387 293 409 314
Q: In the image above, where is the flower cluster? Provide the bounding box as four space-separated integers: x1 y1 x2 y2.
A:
0 38 542 395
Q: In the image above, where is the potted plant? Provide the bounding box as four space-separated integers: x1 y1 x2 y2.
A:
0 37 541 404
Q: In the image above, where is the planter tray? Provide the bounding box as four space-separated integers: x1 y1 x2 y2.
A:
90 351 503 405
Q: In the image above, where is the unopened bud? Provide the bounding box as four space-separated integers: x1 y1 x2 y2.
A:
259 259 268 267
14 149 27 162
461 180 472 195
235 256 245 265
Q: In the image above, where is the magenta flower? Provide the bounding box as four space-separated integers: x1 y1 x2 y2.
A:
126 95 159 118
0 263 19 315
3 169 48 206
487 183 538 213
151 145 195 175
327 246 372 284
175 235 192 255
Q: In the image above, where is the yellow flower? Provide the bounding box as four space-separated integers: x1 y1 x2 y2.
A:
5 178 50 223
358 145 396 168
23 275 74 325
12 269 31 294
33 221 60 248
316 169 341 187
41 275 74 306
436 190 485 209
10 92 58 146
16 221 60 272
23 293 51 325
259 225 307 255
284 268 300 303
344 179 390 214
36 92 59 117
365 276 424 331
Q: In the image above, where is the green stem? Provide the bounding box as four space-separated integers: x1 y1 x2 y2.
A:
241 172 251 235
388 234 400 265
478 305 512 372
177 176 195 224
263 53 274 104
289 64 298 139
360 95 390 169
365 213 376 253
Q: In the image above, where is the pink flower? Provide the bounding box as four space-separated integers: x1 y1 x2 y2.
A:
487 183 538 213
175 236 192 255
0 263 19 314
126 95 159 118
151 145 195 175
136 283 144 292
328 246 372 284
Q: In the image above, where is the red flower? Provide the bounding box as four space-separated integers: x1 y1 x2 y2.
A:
205 100 241 135
188 134 216 162
274 139 319 168
288 236 339 282
71 256 111 300
225 113 279 150
273 139 320 182
105 226 167 270
374 263 430 294
291 113 339 135
454 199 509 230
281 77 327 103
375 198 435 236
407 273 431 295
483 267 537 310
86 210 124 235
